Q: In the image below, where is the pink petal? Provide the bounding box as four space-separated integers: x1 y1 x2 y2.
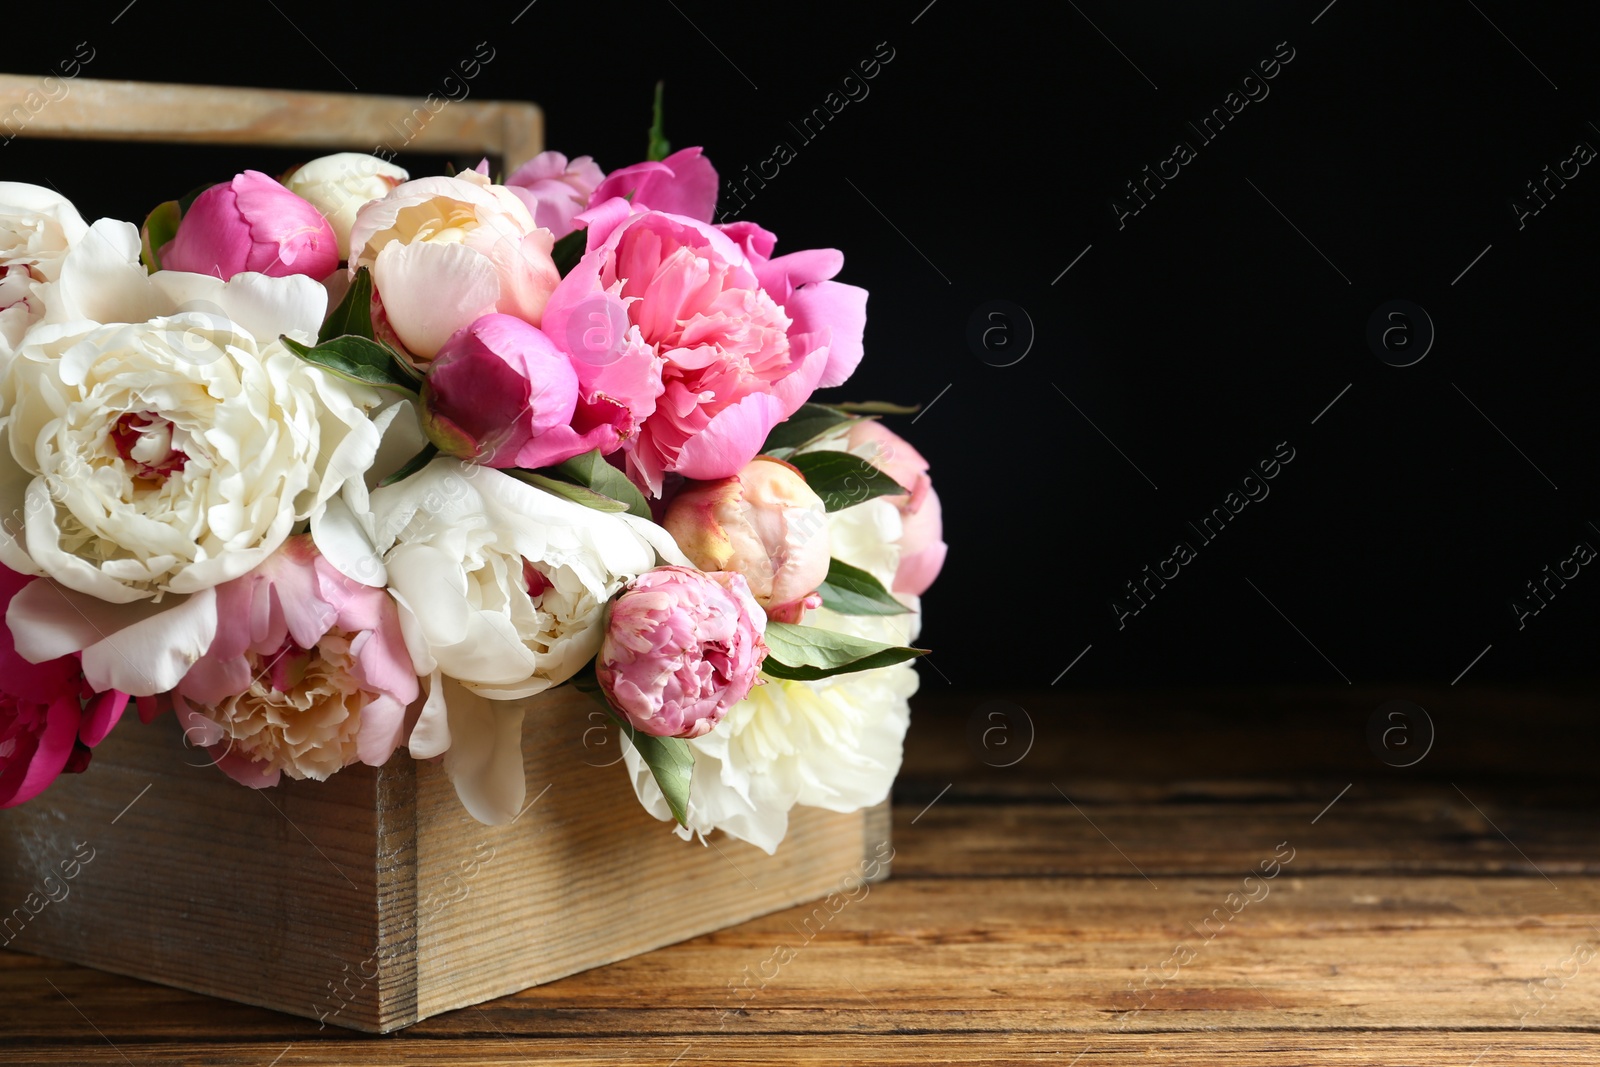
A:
785 280 867 388
672 392 786 480
0 695 80 808
78 690 130 748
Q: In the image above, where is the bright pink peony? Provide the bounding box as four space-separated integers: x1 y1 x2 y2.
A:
596 566 767 739
846 421 947 596
543 199 866 496
160 170 339 281
421 313 616 469
1 565 129 807
505 151 606 239
172 536 418 788
590 147 718 223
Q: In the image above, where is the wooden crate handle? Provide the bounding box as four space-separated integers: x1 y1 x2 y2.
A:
0 74 542 170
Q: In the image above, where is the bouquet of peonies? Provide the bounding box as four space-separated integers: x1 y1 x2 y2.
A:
0 114 945 854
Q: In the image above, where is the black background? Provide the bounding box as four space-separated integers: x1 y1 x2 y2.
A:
7 0 1598 695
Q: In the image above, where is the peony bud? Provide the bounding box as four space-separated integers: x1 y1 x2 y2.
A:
664 458 830 623
596 566 767 739
420 313 621 470
160 170 339 281
845 421 946 595
284 153 409 259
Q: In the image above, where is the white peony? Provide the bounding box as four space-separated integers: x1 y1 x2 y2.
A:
0 183 85 358
0 273 384 694
284 153 409 260
366 459 685 823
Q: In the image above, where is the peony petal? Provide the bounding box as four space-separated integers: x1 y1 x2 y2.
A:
311 494 387 589
151 270 328 344
12 587 222 697
671 392 786 481
373 241 500 359
436 677 528 825
408 670 451 760
0 695 81 808
784 281 867 389
78 690 130 748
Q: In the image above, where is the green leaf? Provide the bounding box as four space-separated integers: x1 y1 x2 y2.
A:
816 558 909 616
548 449 651 519
761 621 926 681
281 335 420 395
573 671 693 826
760 402 856 457
506 469 629 513
140 200 182 273
831 400 922 416
378 442 438 487
787 450 905 512
319 266 376 344
551 229 587 276
647 80 671 162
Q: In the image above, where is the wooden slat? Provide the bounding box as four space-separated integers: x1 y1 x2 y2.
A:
0 75 542 168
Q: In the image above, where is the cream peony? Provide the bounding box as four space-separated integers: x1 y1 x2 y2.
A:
367 459 685 822
0 284 380 606
0 183 86 359
284 153 410 260
347 171 559 360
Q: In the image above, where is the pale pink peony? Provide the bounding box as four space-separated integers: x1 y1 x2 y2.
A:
1 565 129 807
663 457 830 623
348 171 560 360
160 171 339 281
543 200 864 496
590 147 718 223
596 566 767 739
845 421 947 596
505 151 606 239
421 314 615 469
172 536 418 787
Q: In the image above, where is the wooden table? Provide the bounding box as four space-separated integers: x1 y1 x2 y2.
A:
4 686 1598 1064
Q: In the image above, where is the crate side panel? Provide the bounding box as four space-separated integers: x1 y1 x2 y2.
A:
413 688 873 1020
0 714 392 1031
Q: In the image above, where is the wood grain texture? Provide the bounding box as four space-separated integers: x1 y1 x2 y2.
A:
1 690 1596 1065
409 690 885 1023
0 688 879 1033
0 74 543 168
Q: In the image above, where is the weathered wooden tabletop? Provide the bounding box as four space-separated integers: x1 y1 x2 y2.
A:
4 686 1597 1065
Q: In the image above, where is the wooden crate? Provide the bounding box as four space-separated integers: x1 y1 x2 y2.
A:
0 688 890 1032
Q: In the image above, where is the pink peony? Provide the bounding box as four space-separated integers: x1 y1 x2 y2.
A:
1 565 129 808
421 313 615 469
172 536 418 787
846 421 947 595
543 200 865 496
505 151 606 239
589 147 718 223
160 170 339 281
596 566 767 739
664 457 830 623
